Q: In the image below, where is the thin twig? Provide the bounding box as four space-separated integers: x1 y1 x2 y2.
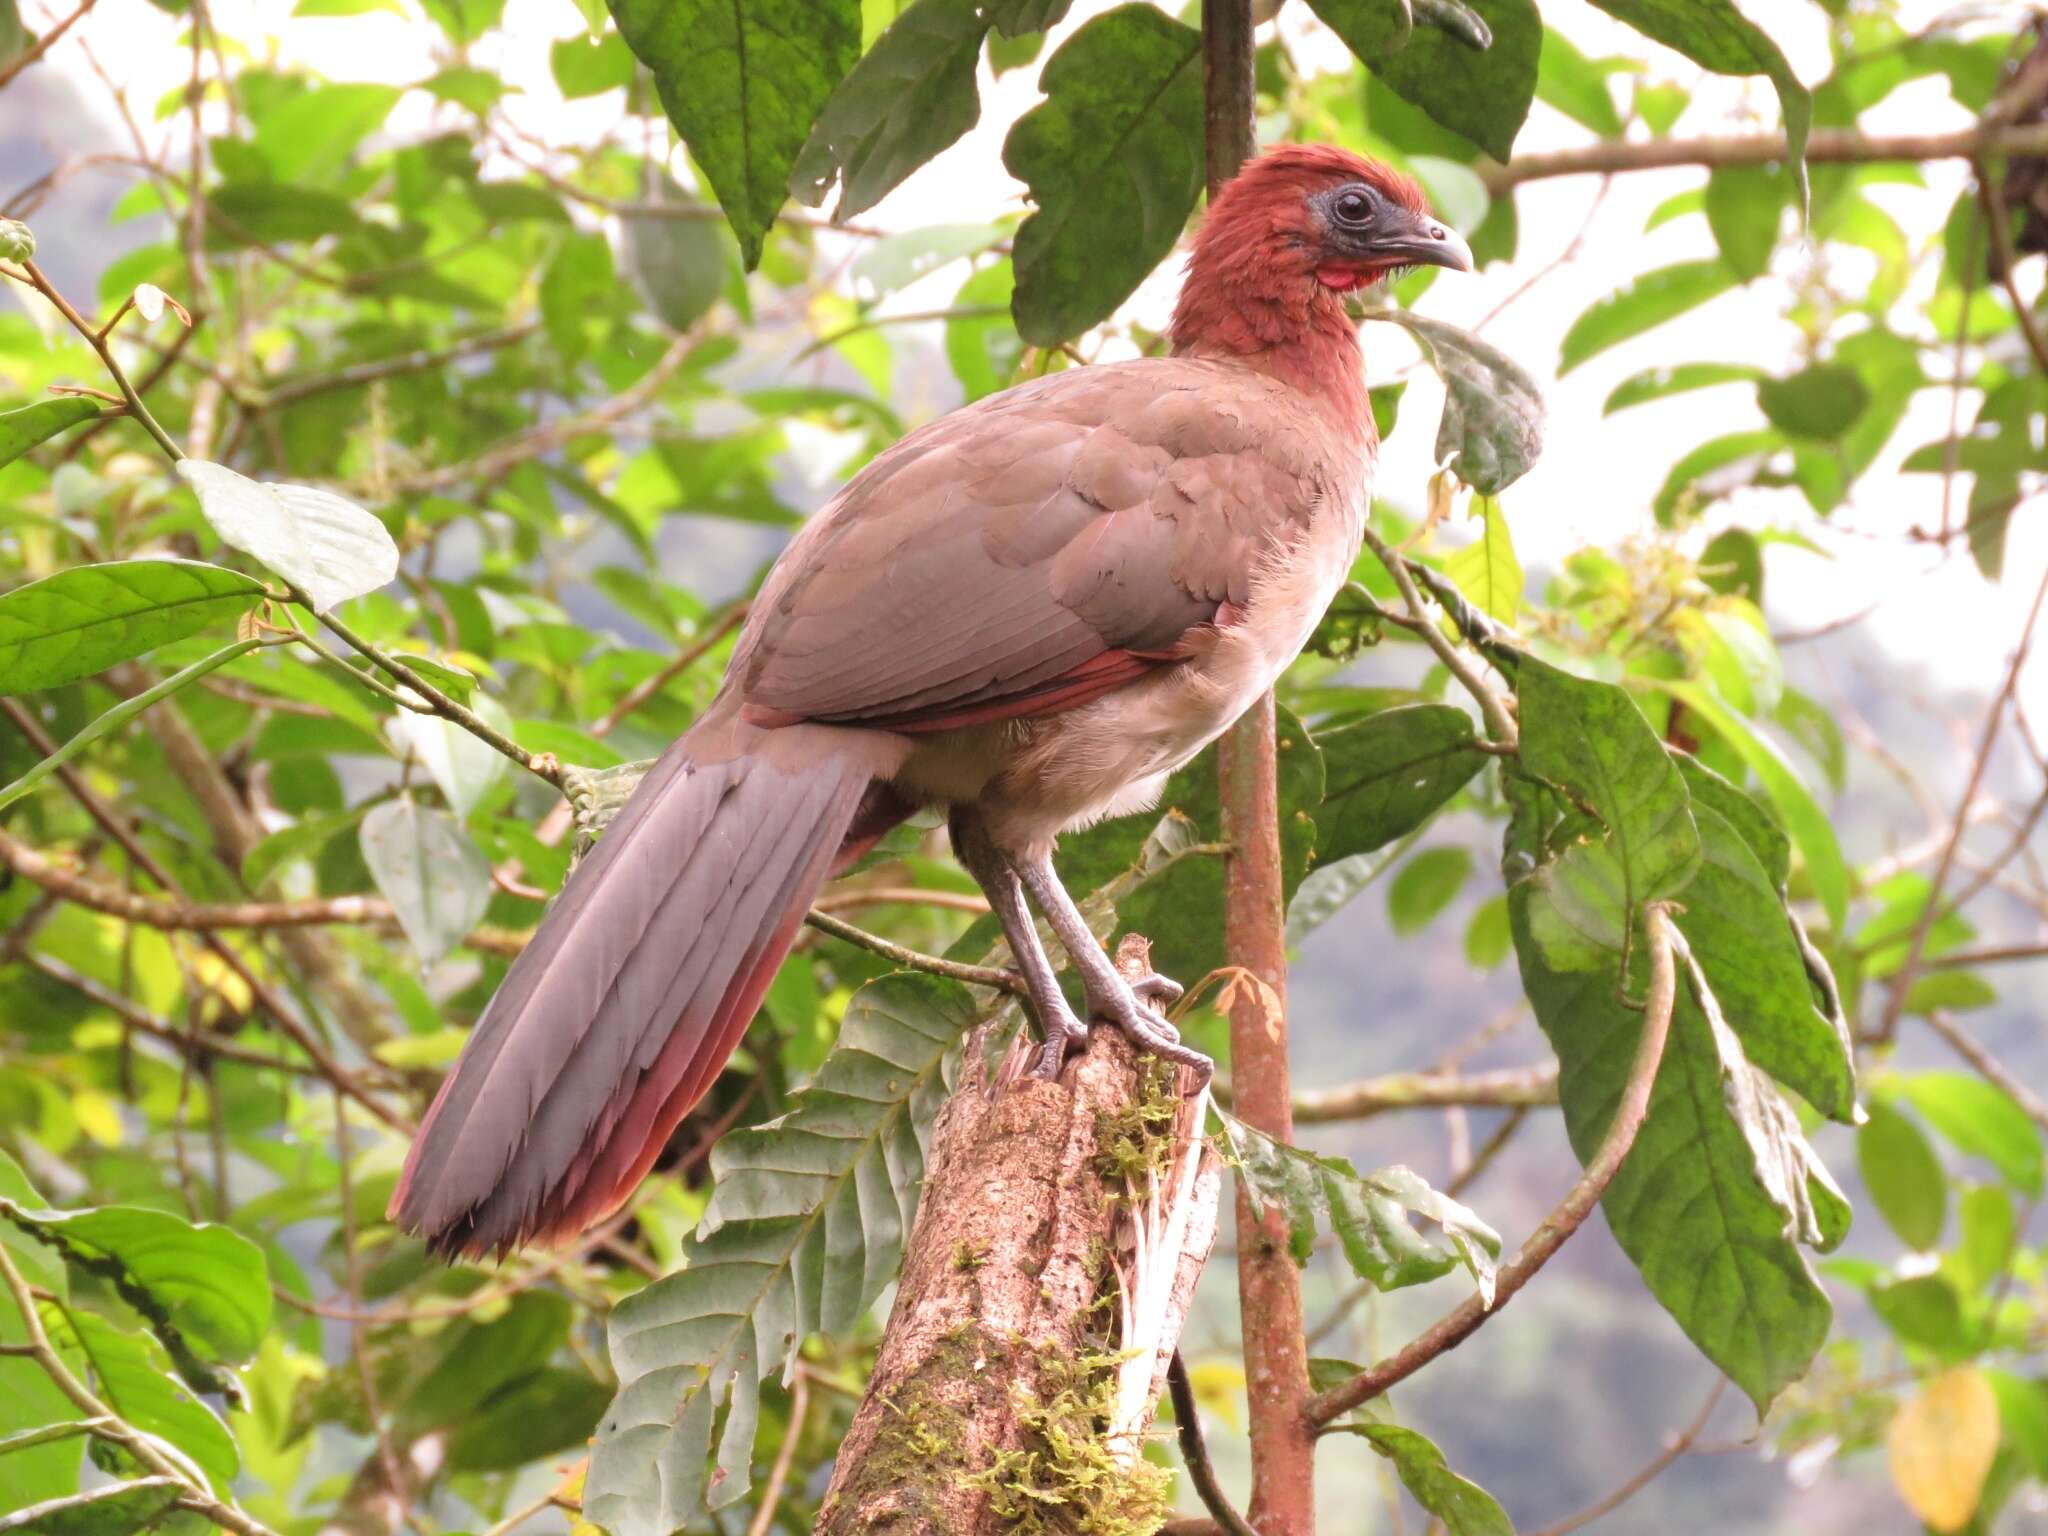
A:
1361 525 1518 747
1305 906 1680 1428
0 0 100 91
744 1369 811 1536
1523 1379 1725 1536
1923 1009 2048 1133
1291 1064 1557 1123
802 908 1026 995
1876 564 2048 1042
1977 158 2048 379
1167 1351 1260 1536
589 601 750 736
1477 120 2048 193
4 259 185 462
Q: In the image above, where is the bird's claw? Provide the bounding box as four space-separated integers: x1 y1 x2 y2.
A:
1092 981 1213 1085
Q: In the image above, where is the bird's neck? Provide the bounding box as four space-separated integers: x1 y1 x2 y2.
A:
1169 275 1372 443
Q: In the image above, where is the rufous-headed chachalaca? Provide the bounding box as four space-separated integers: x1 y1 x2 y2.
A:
392 144 1472 1258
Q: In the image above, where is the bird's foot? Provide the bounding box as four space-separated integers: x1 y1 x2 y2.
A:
1088 974 1214 1085
1027 1000 1089 1081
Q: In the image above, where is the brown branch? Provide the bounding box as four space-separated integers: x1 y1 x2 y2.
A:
259 323 540 408
1291 1064 1558 1123
1361 525 1518 747
1305 905 1679 1429
1479 121 2048 194
1523 1378 1724 1536
588 601 749 736
1925 941 2048 968
801 908 1025 995
0 0 100 91
1976 159 2048 379
1168 1351 1260 1536
1922 1009 2048 1133
744 1368 810 1536
812 884 990 916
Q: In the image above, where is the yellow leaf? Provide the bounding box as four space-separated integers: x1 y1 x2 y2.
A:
1441 495 1522 626
72 1088 124 1147
1187 1359 1247 1433
1889 1367 2000 1533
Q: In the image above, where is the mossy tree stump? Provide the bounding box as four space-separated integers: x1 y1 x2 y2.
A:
817 938 1221 1535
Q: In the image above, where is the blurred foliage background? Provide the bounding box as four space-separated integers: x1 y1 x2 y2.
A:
1 0 2047 1532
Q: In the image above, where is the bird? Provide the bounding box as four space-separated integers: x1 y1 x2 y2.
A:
390 143 1473 1259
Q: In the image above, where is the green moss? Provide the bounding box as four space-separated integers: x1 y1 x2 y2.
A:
966 1345 1170 1535
1092 1060 1181 1189
953 1239 990 1272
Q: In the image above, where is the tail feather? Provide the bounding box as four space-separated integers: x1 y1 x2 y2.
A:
390 720 880 1258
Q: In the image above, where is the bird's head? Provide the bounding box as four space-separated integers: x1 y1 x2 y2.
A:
1170 143 1472 362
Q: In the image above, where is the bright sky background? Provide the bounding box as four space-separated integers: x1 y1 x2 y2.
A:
23 0 2047 735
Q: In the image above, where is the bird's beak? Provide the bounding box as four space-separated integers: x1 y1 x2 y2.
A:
1372 209 1475 274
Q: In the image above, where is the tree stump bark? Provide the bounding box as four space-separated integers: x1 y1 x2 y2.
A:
817 937 1221 1535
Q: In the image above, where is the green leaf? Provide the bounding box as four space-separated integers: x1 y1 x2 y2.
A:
1773 687 1845 793
1387 846 1473 935
0 559 265 695
1334 0 1541 162
609 0 861 267
986 0 1071 36
1699 527 1763 604
1220 1111 1500 1300
1375 312 1545 494
1677 807 1853 1119
550 28 634 97
0 400 100 469
0 639 268 818
1758 364 1871 440
1560 260 1740 374
388 695 513 820
1518 656 1700 908
621 187 733 334
206 182 361 246
1313 704 1488 865
1869 1272 1969 1357
176 461 397 614
1660 680 1847 932
1509 880 1835 1410
587 973 976 1534
1672 754 1787 886
1342 1424 1514 1536
1465 894 1511 967
1987 1371 2048 1481
1536 25 1622 137
1003 4 1203 343
1443 496 1522 624
1859 1099 1946 1251
445 1367 612 1472
1588 0 1812 201
1902 970 1997 1015
1704 164 1782 281
1897 1073 2044 1198
790 0 986 219
44 1307 238 1490
0 1203 271 1376
358 798 492 964
945 259 1021 402
2 1478 185 1536
1603 361 1763 414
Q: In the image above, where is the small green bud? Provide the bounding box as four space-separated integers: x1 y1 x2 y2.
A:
0 220 33 264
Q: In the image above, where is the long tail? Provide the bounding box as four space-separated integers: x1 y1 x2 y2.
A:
389 709 896 1258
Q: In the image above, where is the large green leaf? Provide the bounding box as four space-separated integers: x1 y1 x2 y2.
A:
1896 1073 2044 1199
1443 496 1522 624
1704 164 1782 282
1859 1099 1946 1252
1588 0 1812 200
1321 1416 1514 1536
790 0 986 219
1313 703 1487 865
0 1204 272 1381
1220 1111 1500 1299
1375 311 1545 494
1603 361 1764 415
2 1478 186 1536
1676 807 1854 1120
1321 0 1540 161
0 560 266 695
1559 260 1740 374
607 0 861 268
41 1307 238 1491
1509 873 1837 1411
0 400 100 469
1535 25 1622 137
587 973 976 1534
1758 364 1870 441
1517 656 1700 909
1002 4 1204 343
1660 680 1846 932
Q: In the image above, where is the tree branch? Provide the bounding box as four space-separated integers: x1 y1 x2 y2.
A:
1167 1350 1259 1536
1479 121 2048 194
1304 905 1679 1428
1290 1063 1558 1123
0 0 101 92
1361 524 1519 747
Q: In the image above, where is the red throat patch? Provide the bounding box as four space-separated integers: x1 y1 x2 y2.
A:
1314 264 1376 292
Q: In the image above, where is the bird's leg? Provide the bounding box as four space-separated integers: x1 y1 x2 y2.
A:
1012 849 1215 1084
949 808 1087 1079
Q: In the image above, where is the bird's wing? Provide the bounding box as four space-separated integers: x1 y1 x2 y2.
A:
734 356 1343 731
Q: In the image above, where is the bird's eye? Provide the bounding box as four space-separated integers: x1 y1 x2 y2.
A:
1335 191 1373 223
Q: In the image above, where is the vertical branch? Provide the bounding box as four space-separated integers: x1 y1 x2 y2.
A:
1204 5 1316 1532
